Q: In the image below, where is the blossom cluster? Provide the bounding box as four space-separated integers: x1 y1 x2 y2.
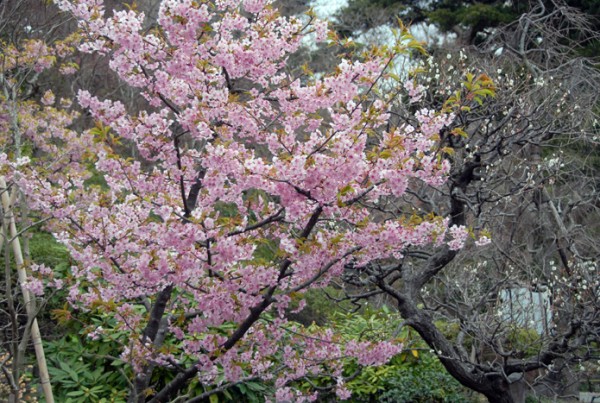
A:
6 0 482 399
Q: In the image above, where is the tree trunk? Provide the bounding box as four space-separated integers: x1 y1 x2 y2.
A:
384 287 518 403
486 392 516 403
129 285 173 403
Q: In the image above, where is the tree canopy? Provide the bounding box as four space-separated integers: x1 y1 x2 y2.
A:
0 0 599 402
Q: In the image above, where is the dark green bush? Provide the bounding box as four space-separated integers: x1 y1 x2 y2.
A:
295 308 472 402
378 353 467 403
42 333 128 402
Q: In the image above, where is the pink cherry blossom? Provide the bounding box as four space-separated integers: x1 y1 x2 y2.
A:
4 0 484 399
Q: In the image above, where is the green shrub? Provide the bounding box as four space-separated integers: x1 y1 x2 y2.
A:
29 231 70 271
378 353 467 402
42 333 128 402
294 307 472 402
343 346 468 402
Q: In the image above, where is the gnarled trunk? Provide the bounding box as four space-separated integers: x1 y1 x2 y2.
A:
378 281 519 403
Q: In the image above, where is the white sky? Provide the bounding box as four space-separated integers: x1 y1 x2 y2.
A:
310 0 348 20
309 0 455 46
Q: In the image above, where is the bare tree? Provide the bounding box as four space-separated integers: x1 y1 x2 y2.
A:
340 2 600 402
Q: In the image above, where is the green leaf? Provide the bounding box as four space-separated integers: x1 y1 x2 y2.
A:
246 381 266 392
339 184 353 196
222 389 233 400
379 149 392 159
59 361 80 383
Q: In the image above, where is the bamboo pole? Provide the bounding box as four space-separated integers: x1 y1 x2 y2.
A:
0 177 54 403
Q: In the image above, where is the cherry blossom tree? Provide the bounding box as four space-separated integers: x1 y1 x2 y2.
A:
3 0 493 401
11 0 599 401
